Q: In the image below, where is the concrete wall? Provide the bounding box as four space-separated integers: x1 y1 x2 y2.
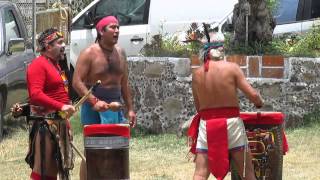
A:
127 56 320 133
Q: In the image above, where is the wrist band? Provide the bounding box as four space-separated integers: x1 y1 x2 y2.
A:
88 97 99 106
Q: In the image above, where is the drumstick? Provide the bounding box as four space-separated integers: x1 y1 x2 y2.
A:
59 80 101 118
70 142 86 162
67 81 102 162
118 123 130 127
74 80 102 109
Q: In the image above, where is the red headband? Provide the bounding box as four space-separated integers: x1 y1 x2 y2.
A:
96 16 119 32
44 31 63 44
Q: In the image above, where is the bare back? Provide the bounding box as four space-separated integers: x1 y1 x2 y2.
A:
192 60 261 111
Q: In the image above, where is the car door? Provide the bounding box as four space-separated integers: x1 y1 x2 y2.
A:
70 0 150 66
299 0 320 32
274 0 320 35
3 7 28 112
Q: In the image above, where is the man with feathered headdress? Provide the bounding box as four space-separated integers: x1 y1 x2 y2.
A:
188 31 263 180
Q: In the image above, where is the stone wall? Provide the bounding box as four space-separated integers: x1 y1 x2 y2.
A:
128 57 194 133
128 56 320 133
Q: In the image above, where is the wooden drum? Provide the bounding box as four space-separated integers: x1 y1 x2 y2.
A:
84 124 130 180
231 112 288 180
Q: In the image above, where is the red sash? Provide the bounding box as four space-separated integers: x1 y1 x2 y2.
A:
188 107 240 180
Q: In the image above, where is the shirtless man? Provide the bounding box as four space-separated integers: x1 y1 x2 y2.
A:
72 16 136 180
188 39 263 180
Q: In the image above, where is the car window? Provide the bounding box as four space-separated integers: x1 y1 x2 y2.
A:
96 0 147 26
73 0 148 29
0 16 3 54
72 13 87 29
274 0 299 24
4 9 21 43
311 0 320 18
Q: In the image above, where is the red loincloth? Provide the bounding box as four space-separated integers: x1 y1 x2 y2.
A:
188 107 240 180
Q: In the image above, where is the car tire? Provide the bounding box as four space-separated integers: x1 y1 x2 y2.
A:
0 92 4 141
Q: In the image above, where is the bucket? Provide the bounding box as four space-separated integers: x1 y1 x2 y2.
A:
84 124 130 180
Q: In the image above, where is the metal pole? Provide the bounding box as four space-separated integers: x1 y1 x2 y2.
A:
46 0 50 9
244 1 251 48
32 0 36 52
246 15 248 47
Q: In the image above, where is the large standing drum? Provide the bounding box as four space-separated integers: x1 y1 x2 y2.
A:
231 112 288 180
84 124 130 180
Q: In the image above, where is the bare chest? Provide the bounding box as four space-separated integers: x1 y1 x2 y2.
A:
91 53 124 76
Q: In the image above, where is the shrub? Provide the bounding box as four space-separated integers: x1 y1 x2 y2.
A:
224 24 320 57
286 25 320 57
141 23 320 58
141 34 191 57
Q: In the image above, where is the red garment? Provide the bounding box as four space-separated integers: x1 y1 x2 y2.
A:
30 171 57 180
27 55 69 111
84 124 130 138
188 107 240 180
204 55 210 72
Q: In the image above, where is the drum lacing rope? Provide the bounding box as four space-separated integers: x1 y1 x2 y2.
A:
243 124 248 178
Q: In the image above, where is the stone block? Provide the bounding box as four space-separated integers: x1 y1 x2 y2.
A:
144 63 164 78
248 56 260 77
262 55 284 66
144 86 158 107
262 68 284 78
131 61 146 76
261 83 282 97
226 55 247 66
163 97 182 122
172 58 191 77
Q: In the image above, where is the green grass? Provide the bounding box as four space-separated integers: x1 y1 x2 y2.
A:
0 113 320 180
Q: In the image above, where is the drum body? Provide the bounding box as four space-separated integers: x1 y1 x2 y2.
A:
84 124 130 180
231 112 285 180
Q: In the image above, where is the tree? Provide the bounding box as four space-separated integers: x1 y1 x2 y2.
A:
231 0 276 49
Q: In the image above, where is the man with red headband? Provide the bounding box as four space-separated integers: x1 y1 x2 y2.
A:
188 34 263 180
23 28 76 180
72 16 136 180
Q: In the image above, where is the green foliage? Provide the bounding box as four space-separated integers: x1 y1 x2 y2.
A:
141 23 205 57
285 25 320 57
224 33 282 55
70 114 83 135
302 107 320 127
141 22 320 58
141 34 191 57
267 0 279 12
224 24 320 57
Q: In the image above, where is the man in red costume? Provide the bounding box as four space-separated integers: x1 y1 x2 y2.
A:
26 28 76 180
188 34 263 180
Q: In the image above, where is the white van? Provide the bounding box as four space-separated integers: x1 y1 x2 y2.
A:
273 0 320 35
69 0 237 67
